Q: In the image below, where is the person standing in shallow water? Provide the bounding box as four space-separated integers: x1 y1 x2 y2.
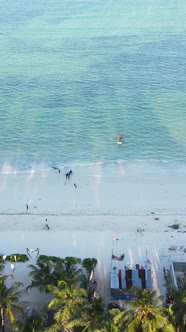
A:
26 204 28 211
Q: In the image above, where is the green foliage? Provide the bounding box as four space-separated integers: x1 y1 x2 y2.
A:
5 254 29 263
46 281 88 331
27 255 83 292
13 314 46 332
0 279 23 330
37 255 63 265
27 261 57 293
67 298 106 331
0 255 5 275
82 258 97 274
168 279 186 332
126 288 175 332
64 256 81 265
0 252 181 332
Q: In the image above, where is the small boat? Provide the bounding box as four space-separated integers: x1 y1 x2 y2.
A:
117 134 123 144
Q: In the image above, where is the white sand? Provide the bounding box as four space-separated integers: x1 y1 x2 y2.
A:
0 164 186 304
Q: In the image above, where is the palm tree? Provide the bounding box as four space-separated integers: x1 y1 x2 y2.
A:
12 314 46 332
0 256 5 276
93 307 134 332
108 307 133 332
45 280 88 331
67 298 106 331
0 277 23 332
82 258 97 279
81 258 98 302
27 259 57 293
27 255 83 293
126 287 175 332
168 279 186 332
59 256 82 285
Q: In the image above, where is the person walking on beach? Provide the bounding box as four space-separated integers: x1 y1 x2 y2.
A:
65 170 73 179
45 219 50 230
26 204 28 211
65 172 70 179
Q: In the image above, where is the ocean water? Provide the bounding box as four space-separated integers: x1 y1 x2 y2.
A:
0 0 186 174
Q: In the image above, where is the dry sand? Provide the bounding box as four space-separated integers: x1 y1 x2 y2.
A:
0 165 186 304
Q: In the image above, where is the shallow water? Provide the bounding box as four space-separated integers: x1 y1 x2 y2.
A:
0 0 186 173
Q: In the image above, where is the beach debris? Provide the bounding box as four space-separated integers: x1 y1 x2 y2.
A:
112 236 119 241
154 217 159 220
168 223 180 230
168 245 177 251
137 228 145 233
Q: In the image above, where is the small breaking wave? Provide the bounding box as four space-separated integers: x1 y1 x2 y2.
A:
0 158 186 176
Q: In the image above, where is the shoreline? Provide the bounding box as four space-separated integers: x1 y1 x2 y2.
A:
1 159 186 173
0 165 186 215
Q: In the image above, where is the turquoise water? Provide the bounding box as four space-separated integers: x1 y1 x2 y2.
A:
0 0 186 172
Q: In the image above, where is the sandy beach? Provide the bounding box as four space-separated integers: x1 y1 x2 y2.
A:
0 165 186 304
0 0 186 323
